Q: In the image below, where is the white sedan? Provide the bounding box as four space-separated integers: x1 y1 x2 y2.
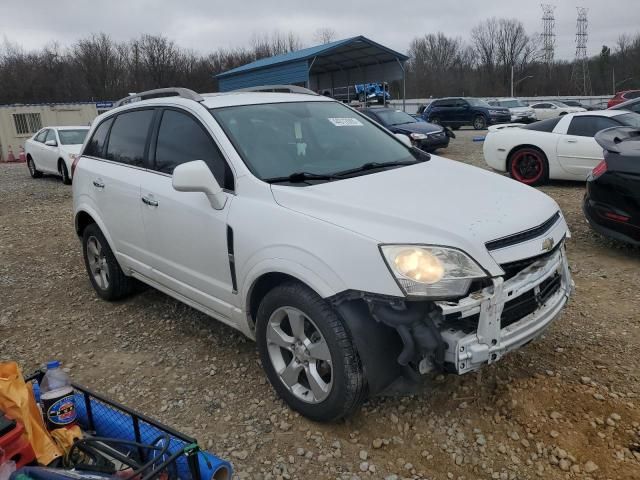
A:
529 101 585 120
25 126 89 184
483 110 640 185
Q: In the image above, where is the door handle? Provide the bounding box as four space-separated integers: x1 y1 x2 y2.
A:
141 195 159 207
92 179 105 189
566 139 578 143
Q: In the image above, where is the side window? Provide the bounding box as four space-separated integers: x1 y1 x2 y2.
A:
105 110 155 167
455 99 468 107
567 116 619 137
154 109 234 190
84 118 114 158
44 130 57 144
625 91 640 100
34 129 48 142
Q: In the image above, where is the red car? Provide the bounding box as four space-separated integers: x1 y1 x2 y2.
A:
608 90 640 108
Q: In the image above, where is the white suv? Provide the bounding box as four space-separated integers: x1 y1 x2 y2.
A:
73 87 573 421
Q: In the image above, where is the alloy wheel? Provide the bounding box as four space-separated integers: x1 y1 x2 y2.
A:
87 236 110 290
28 159 35 175
265 306 333 404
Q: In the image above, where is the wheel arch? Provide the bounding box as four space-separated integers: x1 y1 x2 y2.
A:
74 207 118 257
506 143 548 170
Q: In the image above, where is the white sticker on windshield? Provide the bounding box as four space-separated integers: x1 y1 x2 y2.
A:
328 117 363 127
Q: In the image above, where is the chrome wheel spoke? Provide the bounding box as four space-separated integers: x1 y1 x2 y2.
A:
99 269 108 289
280 359 303 387
285 308 306 340
305 363 330 401
87 240 100 258
307 339 331 362
266 321 294 349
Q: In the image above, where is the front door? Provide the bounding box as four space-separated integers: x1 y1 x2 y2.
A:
140 108 236 319
557 115 620 177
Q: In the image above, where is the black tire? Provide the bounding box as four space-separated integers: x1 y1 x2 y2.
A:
27 156 42 178
473 115 487 130
451 126 460 130
256 281 366 422
59 160 71 185
82 223 135 301
508 147 549 186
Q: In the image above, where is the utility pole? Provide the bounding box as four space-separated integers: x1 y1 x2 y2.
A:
511 66 514 97
570 7 592 95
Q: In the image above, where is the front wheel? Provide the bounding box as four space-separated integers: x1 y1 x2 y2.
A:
59 160 71 185
82 223 135 300
508 147 549 186
256 281 366 422
473 115 487 130
27 156 42 178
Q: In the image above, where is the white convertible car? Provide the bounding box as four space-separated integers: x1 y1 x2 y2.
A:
483 110 640 185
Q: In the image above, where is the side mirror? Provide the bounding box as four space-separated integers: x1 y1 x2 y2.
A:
172 160 227 210
394 133 412 147
45 139 57 147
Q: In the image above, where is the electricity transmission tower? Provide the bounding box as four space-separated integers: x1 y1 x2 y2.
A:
541 4 556 66
570 7 592 95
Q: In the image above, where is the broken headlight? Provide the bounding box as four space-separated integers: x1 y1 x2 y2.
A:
380 245 487 298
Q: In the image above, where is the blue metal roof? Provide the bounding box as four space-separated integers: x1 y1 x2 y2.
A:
217 36 409 79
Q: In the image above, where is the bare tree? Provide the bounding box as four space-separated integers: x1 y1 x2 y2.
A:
313 28 336 44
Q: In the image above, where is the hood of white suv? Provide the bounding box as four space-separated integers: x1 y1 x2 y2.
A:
271 156 563 274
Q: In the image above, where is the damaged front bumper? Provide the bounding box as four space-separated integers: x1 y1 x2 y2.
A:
436 244 573 374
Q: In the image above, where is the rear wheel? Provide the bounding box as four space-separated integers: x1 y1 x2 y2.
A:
59 160 71 185
256 281 366 422
27 156 42 178
508 147 549 186
473 115 487 130
82 223 135 300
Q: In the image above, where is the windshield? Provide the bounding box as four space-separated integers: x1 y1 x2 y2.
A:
374 110 417 126
618 112 640 128
498 100 527 108
211 101 416 182
466 98 490 107
58 129 89 145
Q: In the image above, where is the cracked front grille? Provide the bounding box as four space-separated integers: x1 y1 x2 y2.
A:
486 212 561 251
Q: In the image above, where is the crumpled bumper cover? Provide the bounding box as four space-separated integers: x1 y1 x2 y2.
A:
436 245 573 374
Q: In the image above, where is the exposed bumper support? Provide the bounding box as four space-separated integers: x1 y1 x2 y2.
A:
437 245 573 374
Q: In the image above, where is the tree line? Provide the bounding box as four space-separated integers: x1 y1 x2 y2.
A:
1 21 639 105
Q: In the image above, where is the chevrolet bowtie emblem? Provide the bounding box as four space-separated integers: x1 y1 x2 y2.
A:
542 237 555 252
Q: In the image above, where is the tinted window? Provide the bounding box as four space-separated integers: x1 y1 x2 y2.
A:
532 103 551 109
624 91 640 99
567 116 620 137
34 130 48 142
433 99 454 108
154 109 233 189
455 99 469 107
84 118 114 158
45 129 57 143
106 110 155 166
523 117 563 132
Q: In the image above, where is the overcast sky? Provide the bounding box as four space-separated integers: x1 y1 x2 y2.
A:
1 1 638 60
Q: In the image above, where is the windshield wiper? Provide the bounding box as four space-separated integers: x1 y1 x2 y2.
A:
264 171 336 184
331 153 429 178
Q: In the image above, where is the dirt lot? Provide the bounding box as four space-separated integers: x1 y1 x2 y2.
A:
1 129 639 480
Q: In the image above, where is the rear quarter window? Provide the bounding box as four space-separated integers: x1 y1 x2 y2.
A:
523 117 562 132
84 118 114 158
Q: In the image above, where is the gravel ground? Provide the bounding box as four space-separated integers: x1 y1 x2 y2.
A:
1 128 640 480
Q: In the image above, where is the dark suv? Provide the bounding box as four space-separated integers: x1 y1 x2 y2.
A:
421 97 511 130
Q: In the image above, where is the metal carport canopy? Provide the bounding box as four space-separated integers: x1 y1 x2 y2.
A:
216 36 409 104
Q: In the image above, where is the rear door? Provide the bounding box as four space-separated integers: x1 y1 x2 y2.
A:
139 107 236 319
556 115 620 177
29 129 49 170
83 109 156 275
453 99 471 124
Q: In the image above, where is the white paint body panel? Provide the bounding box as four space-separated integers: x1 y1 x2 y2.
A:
74 93 569 339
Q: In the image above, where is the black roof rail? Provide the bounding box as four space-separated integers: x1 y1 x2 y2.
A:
114 88 204 107
232 85 318 96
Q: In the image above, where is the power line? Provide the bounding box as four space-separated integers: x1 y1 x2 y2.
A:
541 4 556 66
570 6 592 95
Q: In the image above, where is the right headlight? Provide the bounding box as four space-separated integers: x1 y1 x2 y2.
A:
380 245 487 298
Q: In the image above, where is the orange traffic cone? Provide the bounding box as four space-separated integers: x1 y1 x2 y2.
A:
18 146 26 163
7 145 15 162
